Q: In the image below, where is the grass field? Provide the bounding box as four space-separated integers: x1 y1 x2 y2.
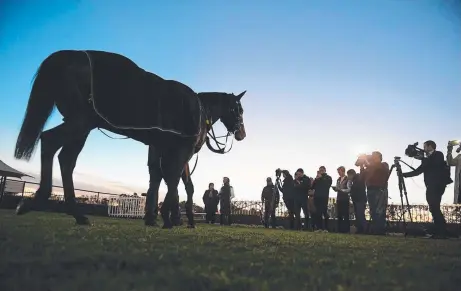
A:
0 210 460 291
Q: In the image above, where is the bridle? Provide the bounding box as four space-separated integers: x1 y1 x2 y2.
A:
205 100 243 155
188 108 240 176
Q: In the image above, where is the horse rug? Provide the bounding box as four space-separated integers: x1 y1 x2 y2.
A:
87 51 202 137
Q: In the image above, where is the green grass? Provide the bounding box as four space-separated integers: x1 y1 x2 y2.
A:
0 210 460 291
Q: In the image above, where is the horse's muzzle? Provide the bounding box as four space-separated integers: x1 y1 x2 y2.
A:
234 124 246 141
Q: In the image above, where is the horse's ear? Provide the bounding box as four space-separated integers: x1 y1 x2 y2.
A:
236 91 246 100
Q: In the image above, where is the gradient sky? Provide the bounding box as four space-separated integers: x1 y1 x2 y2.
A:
1 0 460 205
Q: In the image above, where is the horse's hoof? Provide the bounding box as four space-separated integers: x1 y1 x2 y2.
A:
162 224 173 229
16 199 31 215
75 216 90 225
187 224 196 229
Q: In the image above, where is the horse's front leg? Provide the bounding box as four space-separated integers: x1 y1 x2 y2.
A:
182 163 195 228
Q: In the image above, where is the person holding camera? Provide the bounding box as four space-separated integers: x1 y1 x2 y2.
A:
447 141 461 204
293 168 312 231
359 151 389 235
276 169 296 230
402 140 452 238
261 177 280 228
332 166 350 233
311 166 332 231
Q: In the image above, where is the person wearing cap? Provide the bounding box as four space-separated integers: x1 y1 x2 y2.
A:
261 177 280 228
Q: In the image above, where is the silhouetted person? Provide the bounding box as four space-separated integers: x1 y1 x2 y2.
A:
203 183 219 224
346 169 367 234
360 151 389 235
312 166 332 231
219 177 234 225
403 140 452 238
277 170 295 230
261 177 279 228
332 166 350 233
293 168 311 230
447 141 461 204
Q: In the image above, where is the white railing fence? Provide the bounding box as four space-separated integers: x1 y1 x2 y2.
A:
107 196 207 221
108 196 146 218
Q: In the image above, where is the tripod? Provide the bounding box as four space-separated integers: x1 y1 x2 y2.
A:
388 156 414 237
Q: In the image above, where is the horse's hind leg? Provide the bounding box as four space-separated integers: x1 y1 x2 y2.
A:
58 131 90 225
181 164 195 228
144 149 163 227
16 124 67 215
161 148 194 229
161 176 181 229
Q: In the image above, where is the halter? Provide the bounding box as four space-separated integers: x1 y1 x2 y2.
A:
204 100 243 155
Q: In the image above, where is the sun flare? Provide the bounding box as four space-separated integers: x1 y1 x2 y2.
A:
352 144 371 156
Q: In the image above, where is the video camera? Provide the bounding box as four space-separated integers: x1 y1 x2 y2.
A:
405 142 425 160
355 154 373 167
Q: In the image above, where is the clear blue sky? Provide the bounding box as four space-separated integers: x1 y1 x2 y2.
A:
0 0 460 204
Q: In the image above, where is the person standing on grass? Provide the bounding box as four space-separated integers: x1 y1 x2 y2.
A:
219 177 234 225
277 170 296 230
447 141 461 204
359 151 389 235
403 141 452 239
293 168 312 231
346 169 367 234
261 177 280 228
311 166 332 232
332 166 350 233
203 183 219 224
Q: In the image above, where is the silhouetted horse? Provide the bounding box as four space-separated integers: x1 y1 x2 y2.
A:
14 50 246 228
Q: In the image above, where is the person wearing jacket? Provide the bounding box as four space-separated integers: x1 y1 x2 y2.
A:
403 141 452 238
219 177 235 225
311 166 333 231
360 151 389 235
332 166 350 233
202 183 219 224
346 169 367 234
277 170 296 230
261 177 280 228
293 168 311 230
447 142 461 204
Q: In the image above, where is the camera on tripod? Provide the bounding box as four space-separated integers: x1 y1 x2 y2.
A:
405 142 425 160
389 155 414 236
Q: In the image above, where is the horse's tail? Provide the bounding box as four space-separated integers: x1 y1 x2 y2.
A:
14 52 66 161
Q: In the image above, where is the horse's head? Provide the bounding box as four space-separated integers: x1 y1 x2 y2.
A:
198 91 247 141
220 91 246 141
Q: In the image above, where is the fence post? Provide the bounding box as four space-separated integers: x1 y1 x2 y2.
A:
21 181 26 197
97 192 100 202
